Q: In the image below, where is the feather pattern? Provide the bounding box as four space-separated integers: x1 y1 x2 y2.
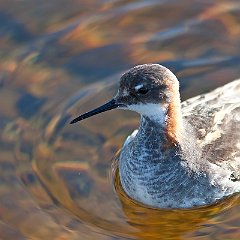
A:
120 79 240 208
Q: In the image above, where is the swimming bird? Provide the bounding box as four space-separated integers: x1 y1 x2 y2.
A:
70 64 240 208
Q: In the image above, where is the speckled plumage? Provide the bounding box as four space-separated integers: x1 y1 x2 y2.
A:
119 68 240 208
71 64 240 209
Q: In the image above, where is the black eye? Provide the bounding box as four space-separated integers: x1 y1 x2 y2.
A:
137 87 149 94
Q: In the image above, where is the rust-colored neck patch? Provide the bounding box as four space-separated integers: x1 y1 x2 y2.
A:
165 89 182 146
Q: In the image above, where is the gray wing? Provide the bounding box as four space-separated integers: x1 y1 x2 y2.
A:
182 79 240 178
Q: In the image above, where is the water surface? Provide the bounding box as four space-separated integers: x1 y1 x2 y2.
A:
0 0 240 239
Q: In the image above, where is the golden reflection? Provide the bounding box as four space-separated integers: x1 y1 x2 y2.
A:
33 139 240 240
32 142 137 238
1 0 240 239
113 163 240 240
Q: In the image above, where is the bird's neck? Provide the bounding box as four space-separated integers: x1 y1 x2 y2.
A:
165 93 183 145
139 100 183 147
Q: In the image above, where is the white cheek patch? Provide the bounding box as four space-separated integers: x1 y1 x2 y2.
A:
127 103 167 123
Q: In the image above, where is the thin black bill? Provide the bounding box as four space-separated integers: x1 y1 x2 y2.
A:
70 99 125 124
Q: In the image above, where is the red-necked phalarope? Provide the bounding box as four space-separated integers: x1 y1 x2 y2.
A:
70 64 240 209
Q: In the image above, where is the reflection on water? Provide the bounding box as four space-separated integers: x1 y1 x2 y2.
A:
114 168 240 239
0 0 240 239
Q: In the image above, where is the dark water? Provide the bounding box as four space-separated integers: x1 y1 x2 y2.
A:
0 1 240 239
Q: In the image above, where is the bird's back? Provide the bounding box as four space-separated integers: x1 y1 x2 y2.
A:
182 79 240 179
